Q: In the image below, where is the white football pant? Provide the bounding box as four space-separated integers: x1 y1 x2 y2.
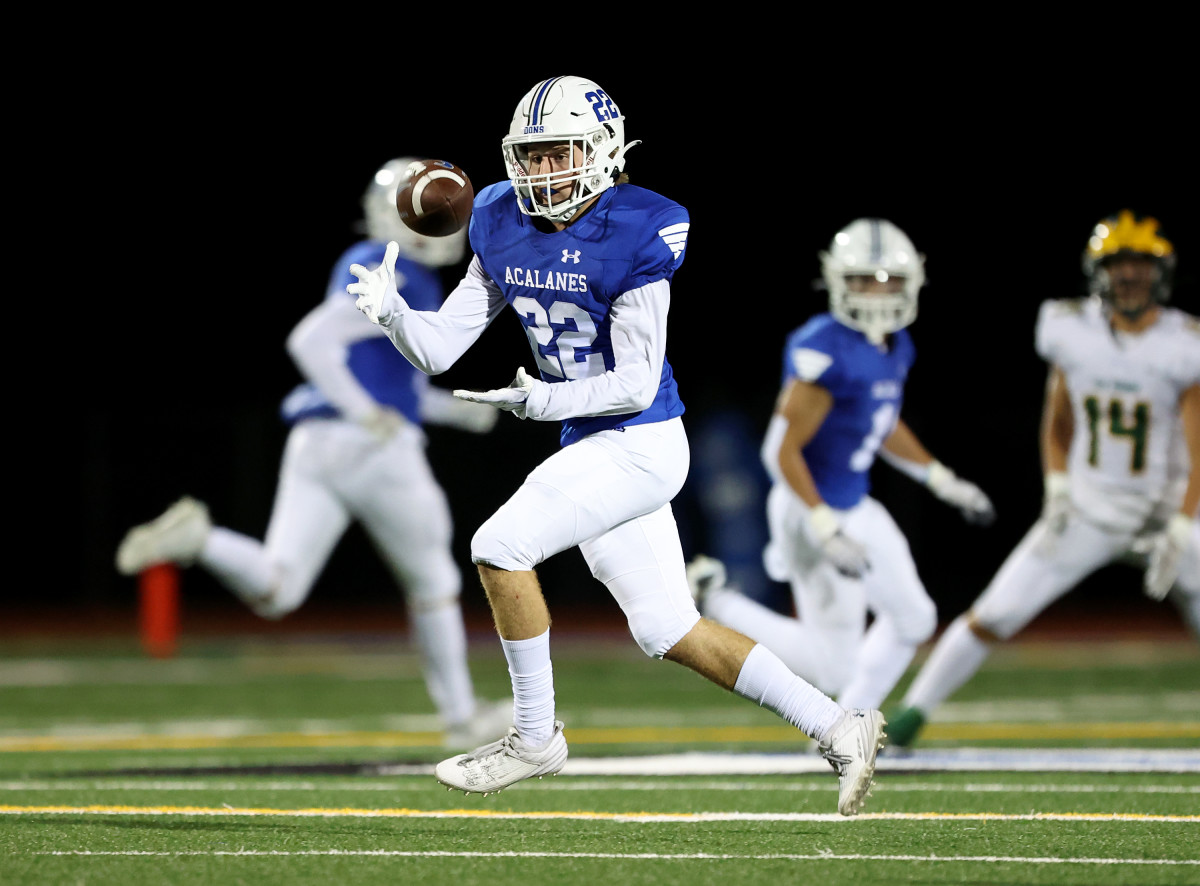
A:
470 417 702 659
705 485 936 710
195 417 478 726
902 512 1200 715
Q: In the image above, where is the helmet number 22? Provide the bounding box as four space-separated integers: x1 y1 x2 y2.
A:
585 90 618 122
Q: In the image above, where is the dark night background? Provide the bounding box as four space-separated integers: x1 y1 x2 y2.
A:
39 56 1198 640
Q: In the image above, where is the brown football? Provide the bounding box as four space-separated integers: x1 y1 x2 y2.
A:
395 159 474 237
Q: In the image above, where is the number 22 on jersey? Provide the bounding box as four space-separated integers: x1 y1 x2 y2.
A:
513 296 603 380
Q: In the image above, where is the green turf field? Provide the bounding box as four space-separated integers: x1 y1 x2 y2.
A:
1 629 1196 885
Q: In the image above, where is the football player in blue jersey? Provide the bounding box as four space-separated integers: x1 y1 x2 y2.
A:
116 158 512 750
348 76 886 815
687 219 996 718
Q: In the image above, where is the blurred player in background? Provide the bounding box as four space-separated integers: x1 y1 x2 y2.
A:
888 209 1200 749
116 158 512 749
687 218 996 716
348 75 886 815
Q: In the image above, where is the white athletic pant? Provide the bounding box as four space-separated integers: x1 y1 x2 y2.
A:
196 417 476 726
258 418 462 612
470 417 702 658
970 513 1200 640
752 484 937 706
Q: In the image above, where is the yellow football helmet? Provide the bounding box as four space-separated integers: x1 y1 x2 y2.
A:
1082 209 1176 308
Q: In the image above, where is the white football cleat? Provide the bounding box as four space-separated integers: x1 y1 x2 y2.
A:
116 497 211 576
685 554 727 612
435 721 568 794
819 708 887 816
443 698 514 750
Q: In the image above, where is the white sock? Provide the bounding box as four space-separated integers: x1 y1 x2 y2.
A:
733 644 843 740
903 615 991 714
837 617 916 711
411 601 475 727
500 629 556 746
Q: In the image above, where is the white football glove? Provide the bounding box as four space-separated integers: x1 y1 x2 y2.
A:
926 461 996 526
358 405 406 442
452 367 535 419
347 240 402 325
808 503 870 579
1143 513 1194 602
1035 471 1072 556
445 399 500 434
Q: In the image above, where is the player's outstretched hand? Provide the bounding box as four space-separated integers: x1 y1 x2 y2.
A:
1143 513 1194 601
808 503 870 578
358 405 406 442
348 241 401 325
926 462 996 526
453 367 535 418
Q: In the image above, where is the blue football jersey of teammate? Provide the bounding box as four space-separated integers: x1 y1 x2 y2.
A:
780 314 915 509
469 180 688 447
280 239 444 427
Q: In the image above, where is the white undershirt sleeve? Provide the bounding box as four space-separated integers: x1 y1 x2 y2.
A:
878 449 933 483
522 278 669 421
286 293 386 423
377 255 508 375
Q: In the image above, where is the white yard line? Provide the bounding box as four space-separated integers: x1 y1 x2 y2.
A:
27 848 1200 867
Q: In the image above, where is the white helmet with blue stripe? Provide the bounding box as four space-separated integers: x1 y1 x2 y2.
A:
820 218 925 344
360 157 466 268
502 76 640 224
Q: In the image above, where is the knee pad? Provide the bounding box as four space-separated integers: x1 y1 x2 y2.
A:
892 595 938 645
254 565 307 620
392 556 462 612
966 609 1008 643
470 515 541 572
622 601 701 659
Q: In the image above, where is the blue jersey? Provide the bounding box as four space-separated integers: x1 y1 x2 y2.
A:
469 181 688 447
780 314 915 509
280 239 444 427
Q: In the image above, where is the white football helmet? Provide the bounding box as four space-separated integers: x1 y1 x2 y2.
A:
820 218 925 344
359 158 467 267
501 76 640 224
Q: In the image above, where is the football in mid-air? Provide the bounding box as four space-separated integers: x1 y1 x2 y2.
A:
395 159 474 237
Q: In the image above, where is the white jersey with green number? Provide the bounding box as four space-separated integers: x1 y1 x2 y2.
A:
1036 296 1200 533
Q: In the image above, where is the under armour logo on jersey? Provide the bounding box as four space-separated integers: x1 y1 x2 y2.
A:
659 223 690 260
561 249 581 264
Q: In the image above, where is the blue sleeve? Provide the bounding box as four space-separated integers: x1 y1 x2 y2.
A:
783 318 848 394
626 202 690 290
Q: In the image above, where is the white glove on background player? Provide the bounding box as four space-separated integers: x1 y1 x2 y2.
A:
926 461 996 526
348 241 404 325
453 367 535 419
1142 513 1194 602
357 405 406 442
1035 471 1072 555
808 503 870 579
